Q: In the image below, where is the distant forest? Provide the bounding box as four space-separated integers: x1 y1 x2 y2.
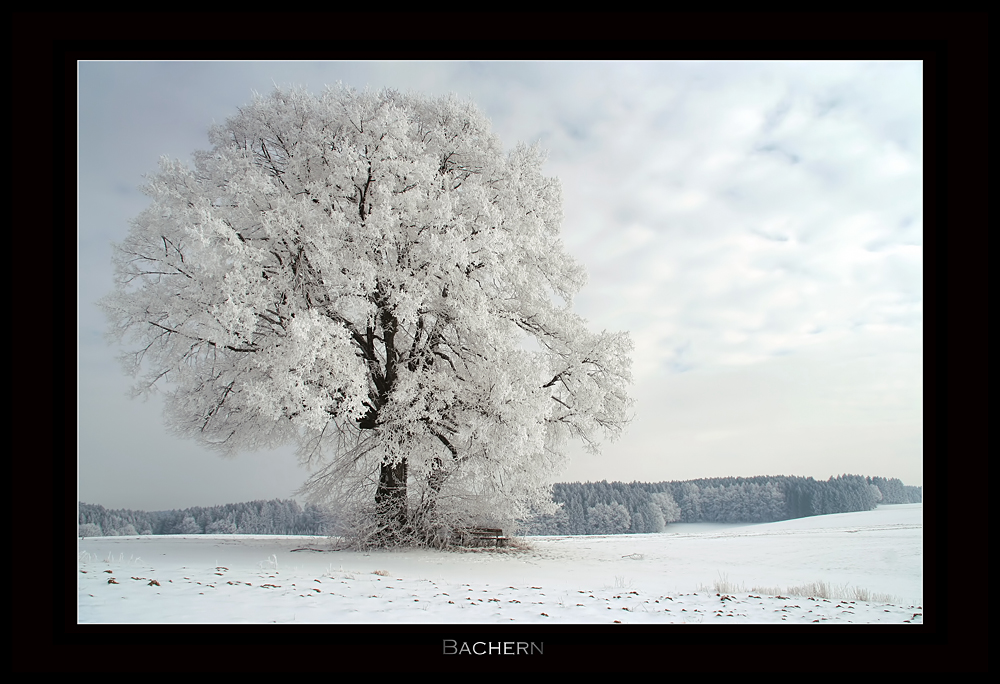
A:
77 499 331 538
79 475 920 539
523 475 922 536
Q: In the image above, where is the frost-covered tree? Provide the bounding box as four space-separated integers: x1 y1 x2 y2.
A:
78 522 102 538
650 490 681 525
173 515 202 535
587 502 631 535
205 516 237 534
101 86 633 547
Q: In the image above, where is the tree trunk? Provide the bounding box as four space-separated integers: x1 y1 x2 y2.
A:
365 299 410 543
375 458 408 539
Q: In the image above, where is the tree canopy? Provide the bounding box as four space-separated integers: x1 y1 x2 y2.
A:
102 86 634 546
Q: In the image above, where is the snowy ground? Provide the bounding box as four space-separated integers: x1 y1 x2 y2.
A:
77 504 922 624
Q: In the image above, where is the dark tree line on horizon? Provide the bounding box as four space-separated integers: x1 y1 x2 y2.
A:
79 475 918 539
521 475 922 536
78 499 331 538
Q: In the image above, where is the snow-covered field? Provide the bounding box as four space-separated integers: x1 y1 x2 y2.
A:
78 504 922 624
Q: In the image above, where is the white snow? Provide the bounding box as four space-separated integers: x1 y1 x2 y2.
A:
78 504 922 624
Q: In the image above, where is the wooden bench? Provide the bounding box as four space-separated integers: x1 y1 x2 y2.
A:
456 527 508 547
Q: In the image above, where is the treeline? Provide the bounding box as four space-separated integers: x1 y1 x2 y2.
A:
78 499 331 537
523 475 921 536
79 475 921 538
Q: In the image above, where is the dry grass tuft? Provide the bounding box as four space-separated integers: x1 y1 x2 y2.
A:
701 572 902 605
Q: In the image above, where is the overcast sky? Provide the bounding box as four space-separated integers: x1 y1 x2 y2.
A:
78 60 922 511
